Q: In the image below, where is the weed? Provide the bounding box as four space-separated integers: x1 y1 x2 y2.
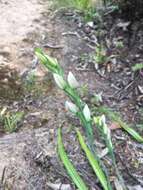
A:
115 41 124 49
24 71 53 97
54 0 98 21
132 63 143 72
0 108 24 133
93 45 109 68
24 71 37 92
55 0 92 10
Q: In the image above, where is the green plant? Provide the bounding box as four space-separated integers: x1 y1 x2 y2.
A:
94 115 126 190
3 112 23 133
58 127 89 190
76 129 110 190
94 45 109 68
93 106 143 143
55 0 92 10
25 71 37 92
54 0 98 21
132 63 143 72
115 41 124 49
35 48 93 144
24 71 44 96
24 71 53 97
35 48 112 188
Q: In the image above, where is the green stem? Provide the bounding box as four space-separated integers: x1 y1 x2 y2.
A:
65 86 94 141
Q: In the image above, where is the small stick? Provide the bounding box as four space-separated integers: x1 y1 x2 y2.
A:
42 44 63 49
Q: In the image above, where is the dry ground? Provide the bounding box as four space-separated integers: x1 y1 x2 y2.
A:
0 0 143 189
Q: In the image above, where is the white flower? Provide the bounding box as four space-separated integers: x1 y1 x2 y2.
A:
65 101 78 114
100 115 106 126
67 72 79 89
83 104 91 122
53 74 66 89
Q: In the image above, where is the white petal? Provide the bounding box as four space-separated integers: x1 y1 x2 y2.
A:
101 115 106 125
67 72 79 88
65 101 78 114
83 104 91 122
53 74 66 89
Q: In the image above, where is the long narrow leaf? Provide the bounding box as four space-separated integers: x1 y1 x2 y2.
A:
57 128 89 190
76 129 109 190
118 120 143 143
95 106 143 143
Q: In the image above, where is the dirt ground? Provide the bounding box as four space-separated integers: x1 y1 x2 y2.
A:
0 0 143 189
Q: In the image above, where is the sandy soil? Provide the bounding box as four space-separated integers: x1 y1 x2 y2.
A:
0 0 43 42
0 0 45 72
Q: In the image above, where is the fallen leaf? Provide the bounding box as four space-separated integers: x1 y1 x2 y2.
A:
109 122 121 130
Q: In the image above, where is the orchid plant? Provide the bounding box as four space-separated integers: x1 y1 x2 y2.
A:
35 48 93 145
35 48 143 190
35 48 113 190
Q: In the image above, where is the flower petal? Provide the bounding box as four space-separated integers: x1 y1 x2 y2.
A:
83 104 91 122
53 74 66 89
67 72 79 89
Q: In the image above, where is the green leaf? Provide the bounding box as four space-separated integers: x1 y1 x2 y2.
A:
76 129 109 190
132 63 143 71
57 128 88 190
94 106 143 143
118 120 143 143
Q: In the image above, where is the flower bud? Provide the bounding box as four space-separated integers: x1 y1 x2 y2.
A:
65 101 78 114
53 74 66 89
45 55 58 67
100 115 106 126
101 115 112 143
35 48 58 68
94 116 101 125
67 72 79 89
83 104 91 122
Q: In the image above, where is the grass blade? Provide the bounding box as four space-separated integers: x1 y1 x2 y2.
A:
57 128 89 190
118 120 143 143
76 129 109 190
